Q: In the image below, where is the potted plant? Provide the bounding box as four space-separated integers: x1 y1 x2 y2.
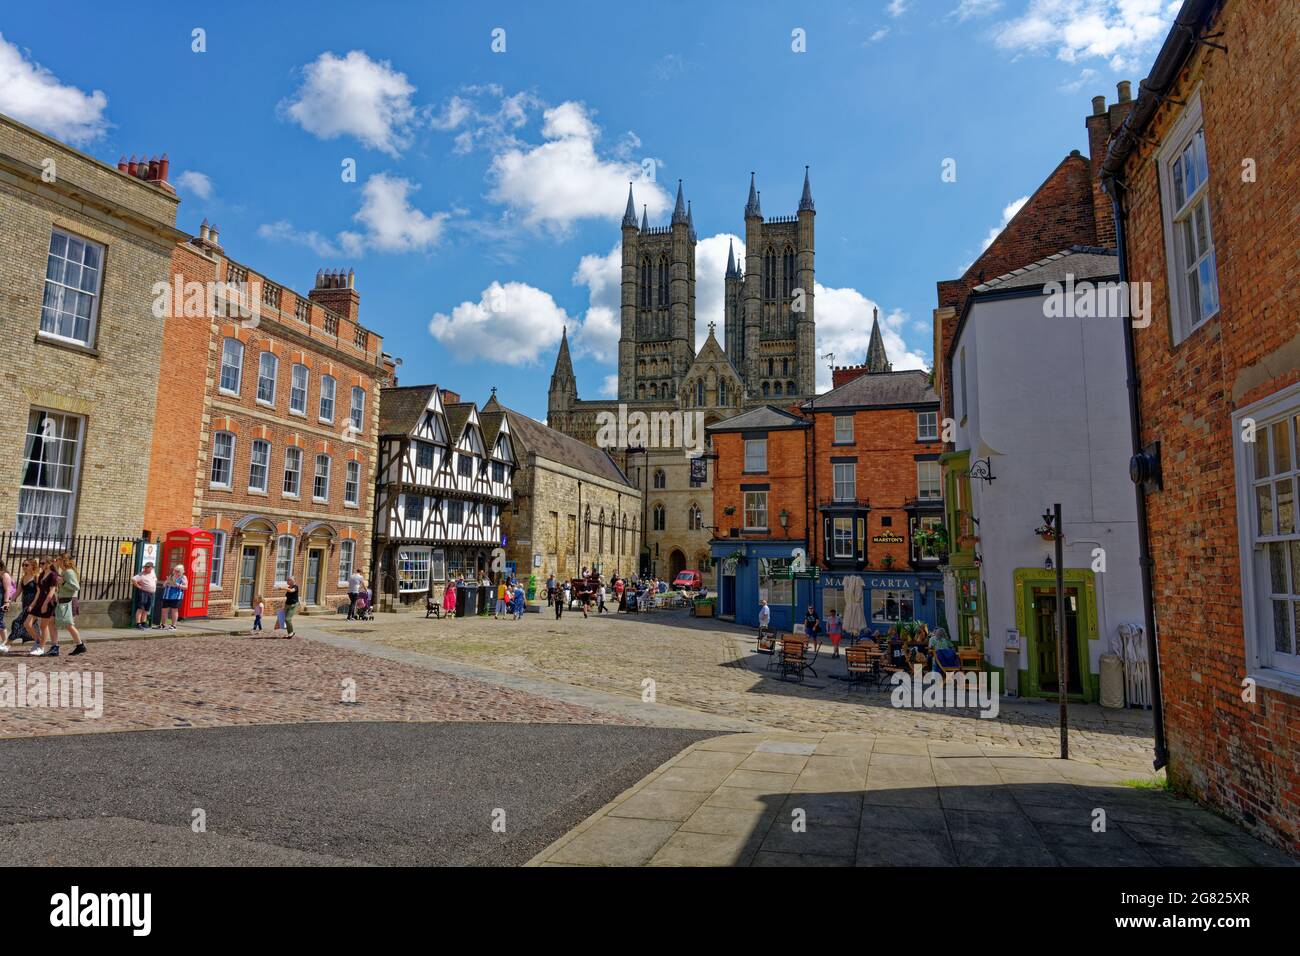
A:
1033 523 1063 543
881 553 895 570
723 506 736 516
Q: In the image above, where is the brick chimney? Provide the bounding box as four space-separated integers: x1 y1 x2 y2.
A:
440 389 461 405
308 268 360 324
117 153 173 193
1085 81 1137 248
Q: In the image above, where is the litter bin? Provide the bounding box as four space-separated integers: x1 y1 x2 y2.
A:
478 584 492 616
1003 648 1019 697
456 584 477 617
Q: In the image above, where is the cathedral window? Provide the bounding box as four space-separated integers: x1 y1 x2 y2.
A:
782 247 796 298
788 380 796 395
653 503 666 531
640 258 651 308
719 380 728 406
688 503 703 531
657 256 669 307
653 468 666 489
763 248 778 300
767 358 774 375
695 381 704 407
762 382 770 397
774 382 783 396
782 358 789 374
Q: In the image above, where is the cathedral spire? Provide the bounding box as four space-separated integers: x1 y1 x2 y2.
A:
551 325 576 384
640 204 649 232
621 182 638 227
672 180 689 225
799 165 815 213
745 171 761 219
865 307 892 373
687 200 696 240
725 238 739 278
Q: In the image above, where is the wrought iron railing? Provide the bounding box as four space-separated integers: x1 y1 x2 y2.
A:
0 532 139 602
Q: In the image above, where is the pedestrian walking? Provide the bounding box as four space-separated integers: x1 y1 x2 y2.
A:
0 560 14 654
346 569 365 620
131 561 157 630
157 564 187 630
494 579 508 619
281 577 299 637
826 608 843 659
803 604 821 652
51 552 86 656
2 560 38 652
251 596 265 633
758 598 771 633
26 557 59 655
597 582 607 614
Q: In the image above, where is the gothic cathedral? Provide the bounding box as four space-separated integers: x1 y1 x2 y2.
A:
546 169 817 579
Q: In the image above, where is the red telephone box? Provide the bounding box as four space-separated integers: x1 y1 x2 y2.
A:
161 528 214 619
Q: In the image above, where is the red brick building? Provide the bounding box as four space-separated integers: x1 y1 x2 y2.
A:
1102 0 1299 853
144 223 394 617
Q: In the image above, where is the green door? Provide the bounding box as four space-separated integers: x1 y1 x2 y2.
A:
1029 586 1086 698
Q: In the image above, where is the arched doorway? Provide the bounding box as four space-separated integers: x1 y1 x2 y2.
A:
669 548 686 579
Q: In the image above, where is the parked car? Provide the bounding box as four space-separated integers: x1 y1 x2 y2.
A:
672 570 703 591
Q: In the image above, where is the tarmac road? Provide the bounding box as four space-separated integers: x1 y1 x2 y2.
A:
0 721 714 866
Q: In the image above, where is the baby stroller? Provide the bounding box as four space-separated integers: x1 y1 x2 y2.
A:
353 589 375 621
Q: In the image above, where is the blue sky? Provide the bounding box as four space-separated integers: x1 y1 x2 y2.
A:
0 0 1178 419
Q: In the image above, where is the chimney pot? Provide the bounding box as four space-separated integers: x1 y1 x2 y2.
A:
159 153 170 182
1117 80 1132 103
1091 95 1106 116
199 219 210 240
117 156 128 173
127 155 138 176
210 224 220 244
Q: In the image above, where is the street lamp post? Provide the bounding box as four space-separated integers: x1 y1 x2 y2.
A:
1043 503 1068 760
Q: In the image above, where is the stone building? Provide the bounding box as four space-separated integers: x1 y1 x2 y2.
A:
1102 0 1300 853
373 386 514 609
0 112 182 622
491 395 641 586
547 171 817 578
144 226 392 618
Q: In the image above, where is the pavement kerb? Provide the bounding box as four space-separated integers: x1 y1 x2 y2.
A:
523 734 755 866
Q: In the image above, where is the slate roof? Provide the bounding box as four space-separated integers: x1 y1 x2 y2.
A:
804 369 937 412
378 385 437 436
497 404 633 487
973 246 1119 292
706 405 809 432
444 402 474 444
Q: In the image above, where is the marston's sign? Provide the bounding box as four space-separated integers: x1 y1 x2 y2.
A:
871 532 905 544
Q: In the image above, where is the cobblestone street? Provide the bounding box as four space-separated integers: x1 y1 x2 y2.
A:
319 607 1157 772
0 626 631 739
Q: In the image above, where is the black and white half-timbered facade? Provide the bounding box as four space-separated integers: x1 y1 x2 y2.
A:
373 385 515 607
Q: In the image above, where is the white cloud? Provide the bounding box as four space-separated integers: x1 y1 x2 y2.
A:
487 100 672 233
572 244 622 363
258 220 344 257
1058 67 1098 92
352 173 447 252
869 28 891 43
992 0 1175 72
427 281 570 366
694 233 744 351
981 195 1029 252
600 374 619 398
951 0 1002 21
259 173 447 257
0 33 108 144
888 0 910 16
429 95 472 131
176 170 212 199
814 285 929 391
280 50 417 156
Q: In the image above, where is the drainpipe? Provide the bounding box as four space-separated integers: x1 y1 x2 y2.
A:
1106 176 1169 771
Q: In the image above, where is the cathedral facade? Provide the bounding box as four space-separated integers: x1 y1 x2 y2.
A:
547 170 817 579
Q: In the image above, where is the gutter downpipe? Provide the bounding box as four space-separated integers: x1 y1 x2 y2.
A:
1105 177 1168 772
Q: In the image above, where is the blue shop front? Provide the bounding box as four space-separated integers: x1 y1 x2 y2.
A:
817 570 946 634
710 539 815 631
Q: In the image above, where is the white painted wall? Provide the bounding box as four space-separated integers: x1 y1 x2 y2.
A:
954 290 1143 680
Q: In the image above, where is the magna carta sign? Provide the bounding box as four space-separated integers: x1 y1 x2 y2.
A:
871 531 905 544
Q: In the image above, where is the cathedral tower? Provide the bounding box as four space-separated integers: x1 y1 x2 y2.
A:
617 181 697 403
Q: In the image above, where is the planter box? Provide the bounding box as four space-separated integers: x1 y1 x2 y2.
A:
693 600 715 618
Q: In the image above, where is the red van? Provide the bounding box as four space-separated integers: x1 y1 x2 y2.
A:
672 570 703 591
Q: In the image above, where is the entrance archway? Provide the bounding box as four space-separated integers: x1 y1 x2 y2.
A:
669 548 686 579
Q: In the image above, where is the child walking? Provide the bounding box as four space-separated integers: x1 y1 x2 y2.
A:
251 596 264 633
